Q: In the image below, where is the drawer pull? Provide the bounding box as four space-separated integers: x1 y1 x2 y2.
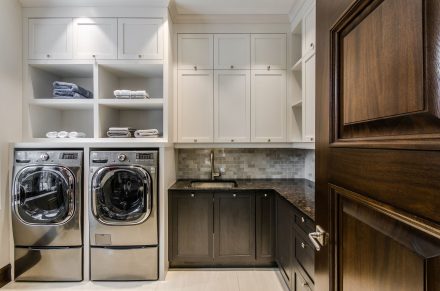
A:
301 216 305 223
190 193 195 198
301 242 305 249
264 193 268 197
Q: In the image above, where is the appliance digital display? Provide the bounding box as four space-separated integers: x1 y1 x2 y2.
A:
136 153 153 160
61 153 78 160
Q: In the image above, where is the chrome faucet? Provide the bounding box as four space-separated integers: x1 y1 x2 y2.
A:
210 150 221 180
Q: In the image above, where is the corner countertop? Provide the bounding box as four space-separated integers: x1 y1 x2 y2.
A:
169 179 315 221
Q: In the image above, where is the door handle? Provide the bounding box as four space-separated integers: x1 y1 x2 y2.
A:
308 225 327 251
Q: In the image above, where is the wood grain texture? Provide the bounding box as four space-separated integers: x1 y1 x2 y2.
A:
0 264 11 289
169 192 214 267
255 192 276 266
214 192 255 265
342 0 424 124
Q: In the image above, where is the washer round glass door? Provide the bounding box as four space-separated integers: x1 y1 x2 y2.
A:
92 166 152 225
13 166 75 225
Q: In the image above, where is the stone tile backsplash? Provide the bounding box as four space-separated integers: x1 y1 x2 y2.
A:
176 148 315 180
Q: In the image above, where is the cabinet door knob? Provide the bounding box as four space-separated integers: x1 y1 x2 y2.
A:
301 242 305 249
138 54 142 58
46 54 51 58
92 54 96 58
310 42 315 49
231 139 234 142
267 65 271 70
194 139 198 143
190 193 195 198
267 139 271 142
230 65 234 69
233 194 237 198
194 65 198 71
264 193 268 197
301 216 305 223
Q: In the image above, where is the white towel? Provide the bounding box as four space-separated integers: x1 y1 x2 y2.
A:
57 131 68 138
134 129 160 138
107 127 136 138
68 131 86 138
46 131 58 138
114 90 149 99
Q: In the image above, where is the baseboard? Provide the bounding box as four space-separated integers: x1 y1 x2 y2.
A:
0 264 11 288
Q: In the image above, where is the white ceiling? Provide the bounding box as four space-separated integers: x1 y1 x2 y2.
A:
173 0 297 15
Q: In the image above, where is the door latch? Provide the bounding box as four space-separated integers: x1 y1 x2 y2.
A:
308 225 328 251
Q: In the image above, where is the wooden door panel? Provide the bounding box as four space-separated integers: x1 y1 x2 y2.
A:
332 186 440 291
330 0 440 143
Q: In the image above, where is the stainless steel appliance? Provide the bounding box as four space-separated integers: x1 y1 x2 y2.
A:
12 150 83 282
89 150 158 281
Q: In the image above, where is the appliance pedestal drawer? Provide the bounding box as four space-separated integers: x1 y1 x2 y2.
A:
15 247 83 281
90 246 158 281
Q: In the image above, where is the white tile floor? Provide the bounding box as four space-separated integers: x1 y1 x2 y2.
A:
3 269 287 291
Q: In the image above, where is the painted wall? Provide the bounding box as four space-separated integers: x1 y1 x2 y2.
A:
0 0 22 268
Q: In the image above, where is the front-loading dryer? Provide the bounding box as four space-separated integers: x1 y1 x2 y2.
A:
12 150 83 282
89 150 158 281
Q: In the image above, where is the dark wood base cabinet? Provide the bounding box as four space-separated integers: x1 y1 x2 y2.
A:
276 195 315 291
169 190 276 267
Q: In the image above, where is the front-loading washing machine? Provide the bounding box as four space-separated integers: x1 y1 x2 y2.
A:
89 150 158 281
12 150 83 281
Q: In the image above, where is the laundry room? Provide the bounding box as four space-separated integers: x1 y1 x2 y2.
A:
1 0 440 291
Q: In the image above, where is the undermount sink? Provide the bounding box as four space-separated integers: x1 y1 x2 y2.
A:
190 180 237 189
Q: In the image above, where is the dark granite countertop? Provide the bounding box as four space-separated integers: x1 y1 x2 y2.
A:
169 179 315 220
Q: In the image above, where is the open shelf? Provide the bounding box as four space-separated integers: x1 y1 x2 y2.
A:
98 98 163 109
291 58 302 72
98 63 163 99
98 104 163 139
29 99 95 110
291 22 303 67
27 63 94 99
28 103 94 138
292 100 303 108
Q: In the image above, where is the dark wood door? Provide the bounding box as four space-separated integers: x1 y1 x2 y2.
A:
316 0 440 291
256 192 276 266
276 196 294 287
169 191 213 267
214 192 255 265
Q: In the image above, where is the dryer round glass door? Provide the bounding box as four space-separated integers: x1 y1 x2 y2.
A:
13 166 75 224
92 166 152 225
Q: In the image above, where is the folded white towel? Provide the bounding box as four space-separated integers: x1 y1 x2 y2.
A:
114 90 150 99
68 131 86 138
57 131 68 138
108 127 136 131
46 131 58 138
134 129 160 138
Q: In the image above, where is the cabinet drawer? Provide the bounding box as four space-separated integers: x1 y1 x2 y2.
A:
294 212 315 235
296 270 313 291
294 233 315 282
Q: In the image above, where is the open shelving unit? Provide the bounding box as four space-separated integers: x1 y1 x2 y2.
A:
23 61 166 141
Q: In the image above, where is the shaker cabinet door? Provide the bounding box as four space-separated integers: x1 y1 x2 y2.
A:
178 34 213 70
251 70 287 142
73 18 117 60
118 18 163 60
28 18 73 60
214 70 251 143
214 34 250 70
251 34 287 70
177 70 214 143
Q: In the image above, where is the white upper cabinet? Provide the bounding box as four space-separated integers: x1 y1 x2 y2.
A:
28 18 73 60
303 5 316 55
118 18 163 60
73 18 117 60
303 53 315 142
214 70 250 142
251 34 286 70
214 34 250 70
178 71 214 143
178 34 213 70
251 70 286 142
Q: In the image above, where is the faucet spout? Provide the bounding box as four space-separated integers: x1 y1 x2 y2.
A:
210 150 221 181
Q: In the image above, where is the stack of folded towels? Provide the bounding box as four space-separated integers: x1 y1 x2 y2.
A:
106 127 160 138
53 81 93 99
106 127 136 138
134 129 159 138
46 131 86 138
113 90 150 99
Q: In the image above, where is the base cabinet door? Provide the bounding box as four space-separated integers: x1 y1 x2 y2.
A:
276 196 294 286
169 192 213 266
214 192 255 265
256 192 276 265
